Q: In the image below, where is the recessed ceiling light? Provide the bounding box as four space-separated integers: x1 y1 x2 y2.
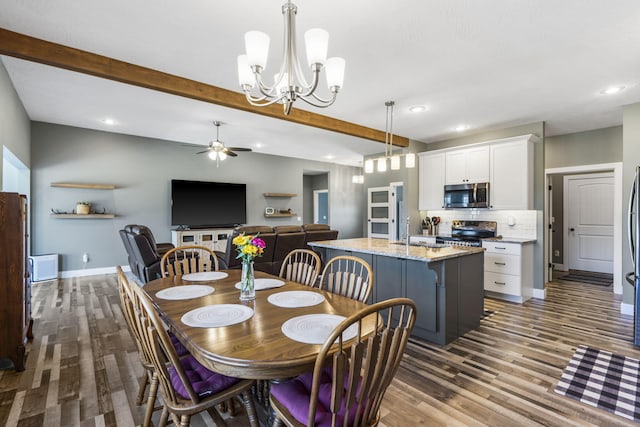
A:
409 105 427 113
254 142 264 148
454 124 469 132
324 154 335 160
601 85 625 95
102 118 116 125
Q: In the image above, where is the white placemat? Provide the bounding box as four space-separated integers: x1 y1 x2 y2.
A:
181 304 254 328
281 314 359 344
182 271 228 281
156 285 215 300
234 278 286 291
267 291 325 308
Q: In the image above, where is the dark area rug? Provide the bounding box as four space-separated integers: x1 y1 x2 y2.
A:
558 270 613 286
555 345 640 422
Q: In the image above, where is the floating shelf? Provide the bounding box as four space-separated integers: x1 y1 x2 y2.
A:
264 213 297 218
51 214 115 219
51 183 116 190
263 193 297 197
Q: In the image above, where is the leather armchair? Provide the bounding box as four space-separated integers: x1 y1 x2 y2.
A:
120 224 175 283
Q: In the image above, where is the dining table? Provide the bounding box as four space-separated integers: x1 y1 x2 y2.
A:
143 269 376 381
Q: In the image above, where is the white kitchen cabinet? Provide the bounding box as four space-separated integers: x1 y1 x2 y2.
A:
482 240 533 303
490 137 533 210
171 228 234 253
418 152 445 210
445 146 490 184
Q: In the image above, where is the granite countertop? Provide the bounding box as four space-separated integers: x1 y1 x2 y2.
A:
308 237 484 262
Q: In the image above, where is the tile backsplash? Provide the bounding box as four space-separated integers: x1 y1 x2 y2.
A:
422 209 537 239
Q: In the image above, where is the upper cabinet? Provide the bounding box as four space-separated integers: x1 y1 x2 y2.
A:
490 137 534 210
419 134 535 212
444 146 490 184
418 152 445 210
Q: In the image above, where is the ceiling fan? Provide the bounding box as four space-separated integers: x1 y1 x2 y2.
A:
197 121 252 166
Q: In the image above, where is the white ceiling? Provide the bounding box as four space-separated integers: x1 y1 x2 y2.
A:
2 0 640 166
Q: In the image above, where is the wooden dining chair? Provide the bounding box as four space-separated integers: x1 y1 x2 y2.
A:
269 297 417 427
318 255 374 303
279 248 322 287
128 281 259 427
160 245 219 278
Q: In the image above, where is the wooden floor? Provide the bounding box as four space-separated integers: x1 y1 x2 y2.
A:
0 274 637 426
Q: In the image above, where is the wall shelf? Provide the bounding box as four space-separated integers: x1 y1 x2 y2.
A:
264 213 297 218
263 193 297 198
51 214 115 219
51 183 116 190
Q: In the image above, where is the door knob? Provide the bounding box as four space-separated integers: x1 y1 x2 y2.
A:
569 228 575 232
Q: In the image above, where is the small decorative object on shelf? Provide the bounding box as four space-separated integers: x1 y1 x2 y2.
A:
76 201 91 215
233 233 266 301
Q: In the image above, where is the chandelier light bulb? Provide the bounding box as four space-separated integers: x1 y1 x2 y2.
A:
244 31 270 69
304 28 329 65
390 155 401 170
364 159 374 174
325 57 346 90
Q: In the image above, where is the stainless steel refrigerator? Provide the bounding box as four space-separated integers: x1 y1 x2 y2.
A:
626 166 640 346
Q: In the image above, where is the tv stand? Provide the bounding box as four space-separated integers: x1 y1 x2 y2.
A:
171 227 234 253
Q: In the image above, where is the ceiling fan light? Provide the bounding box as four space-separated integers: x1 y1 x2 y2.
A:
364 159 374 174
304 28 329 66
208 151 217 160
237 55 254 88
405 153 416 168
325 57 345 90
245 31 270 69
218 151 228 161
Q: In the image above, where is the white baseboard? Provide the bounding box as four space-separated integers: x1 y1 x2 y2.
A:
58 265 131 279
533 288 547 300
621 302 634 316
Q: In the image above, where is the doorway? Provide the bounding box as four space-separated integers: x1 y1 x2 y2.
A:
565 173 614 274
544 162 622 294
313 190 329 224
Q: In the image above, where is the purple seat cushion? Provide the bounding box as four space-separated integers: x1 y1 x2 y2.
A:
168 330 188 356
170 355 241 400
271 367 363 427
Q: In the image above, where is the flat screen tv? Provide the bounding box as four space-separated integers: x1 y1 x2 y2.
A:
171 179 246 228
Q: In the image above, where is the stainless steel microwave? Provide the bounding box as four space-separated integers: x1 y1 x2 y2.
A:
443 182 490 209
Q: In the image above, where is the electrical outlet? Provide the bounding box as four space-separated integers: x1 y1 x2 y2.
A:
83 253 89 263
554 250 560 257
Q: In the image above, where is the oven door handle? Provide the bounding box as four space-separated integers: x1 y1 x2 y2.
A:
473 183 478 204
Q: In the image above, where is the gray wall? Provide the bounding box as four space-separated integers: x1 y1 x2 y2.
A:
545 126 622 168
546 126 623 267
623 103 640 305
0 59 30 185
31 122 364 271
423 122 546 290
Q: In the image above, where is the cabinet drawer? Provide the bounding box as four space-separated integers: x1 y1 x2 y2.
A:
484 253 521 275
484 271 522 295
482 241 521 255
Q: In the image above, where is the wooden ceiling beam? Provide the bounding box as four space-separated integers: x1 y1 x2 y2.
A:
0 28 409 147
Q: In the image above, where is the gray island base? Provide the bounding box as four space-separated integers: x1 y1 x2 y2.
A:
309 238 485 346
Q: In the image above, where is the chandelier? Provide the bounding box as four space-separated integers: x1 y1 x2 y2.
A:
364 101 416 173
237 1 346 115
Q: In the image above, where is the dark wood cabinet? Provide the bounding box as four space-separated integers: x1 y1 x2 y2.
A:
0 192 33 371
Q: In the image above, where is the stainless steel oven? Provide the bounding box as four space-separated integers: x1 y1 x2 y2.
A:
443 182 490 209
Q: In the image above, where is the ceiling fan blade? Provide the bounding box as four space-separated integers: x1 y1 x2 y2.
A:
195 149 211 154
225 150 238 157
227 147 252 152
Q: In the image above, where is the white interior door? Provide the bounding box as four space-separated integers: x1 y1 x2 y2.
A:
367 186 390 238
565 173 614 273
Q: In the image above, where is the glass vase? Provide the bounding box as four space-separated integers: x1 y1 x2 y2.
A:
240 260 255 301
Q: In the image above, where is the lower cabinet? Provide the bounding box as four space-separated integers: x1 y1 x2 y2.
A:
172 228 234 253
482 241 533 303
324 249 484 345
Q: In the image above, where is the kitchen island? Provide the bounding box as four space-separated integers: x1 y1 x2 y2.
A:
309 237 485 345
